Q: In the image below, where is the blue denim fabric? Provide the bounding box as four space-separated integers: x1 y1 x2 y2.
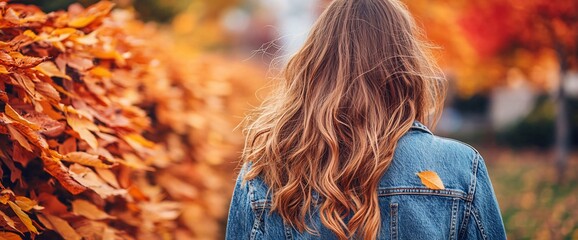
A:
226 121 506 239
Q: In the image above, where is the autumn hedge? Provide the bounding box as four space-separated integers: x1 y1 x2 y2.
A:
0 2 259 239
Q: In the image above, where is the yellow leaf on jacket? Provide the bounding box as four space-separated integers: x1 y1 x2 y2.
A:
416 170 445 190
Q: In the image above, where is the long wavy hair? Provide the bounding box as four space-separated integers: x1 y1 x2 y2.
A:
242 0 446 239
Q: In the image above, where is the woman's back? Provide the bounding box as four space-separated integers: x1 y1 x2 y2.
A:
227 0 506 238
226 122 506 239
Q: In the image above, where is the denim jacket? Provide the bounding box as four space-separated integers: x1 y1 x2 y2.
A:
226 121 507 239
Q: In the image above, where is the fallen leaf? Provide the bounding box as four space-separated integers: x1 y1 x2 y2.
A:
38 214 82 240
8 52 45 68
10 121 49 150
8 201 38 234
67 114 98 150
12 141 36 167
71 199 114 220
68 163 126 198
34 61 71 80
58 137 77 155
35 81 61 102
0 209 18 232
0 65 9 74
41 155 86 195
94 168 120 188
416 170 445 190
7 124 33 152
14 196 41 211
4 104 41 130
62 152 114 168
0 231 21 240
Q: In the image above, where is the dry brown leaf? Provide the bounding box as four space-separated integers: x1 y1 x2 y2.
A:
62 152 114 168
14 196 42 211
68 163 126 198
8 201 38 234
8 52 46 68
416 170 445 190
5 104 41 130
38 214 82 240
10 121 49 150
25 112 66 137
95 168 120 188
35 81 61 101
0 209 19 232
0 65 9 74
41 155 87 195
7 124 33 152
139 201 181 223
71 199 114 220
34 61 71 80
12 142 36 167
67 114 98 150
0 231 22 240
59 137 77 154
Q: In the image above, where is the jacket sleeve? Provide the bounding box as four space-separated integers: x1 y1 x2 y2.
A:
225 164 255 240
463 154 507 240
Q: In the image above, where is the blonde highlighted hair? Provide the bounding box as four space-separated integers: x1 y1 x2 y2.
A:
242 0 446 239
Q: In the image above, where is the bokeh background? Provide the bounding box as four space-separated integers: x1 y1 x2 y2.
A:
8 0 578 239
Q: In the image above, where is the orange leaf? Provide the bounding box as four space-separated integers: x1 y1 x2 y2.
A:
12 142 36 167
15 196 42 212
68 15 97 28
38 214 82 240
8 201 38 234
0 193 10 204
71 199 114 220
7 124 33 152
0 231 21 240
67 114 98 150
0 65 9 74
8 52 45 68
0 51 15 65
10 121 49 150
59 137 77 155
0 209 18 232
63 152 114 168
34 81 61 102
34 61 71 80
95 168 120 188
67 1 115 28
68 164 126 199
89 66 112 78
416 170 445 190
40 155 86 195
5 103 41 130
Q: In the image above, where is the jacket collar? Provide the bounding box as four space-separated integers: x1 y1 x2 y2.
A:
410 120 433 135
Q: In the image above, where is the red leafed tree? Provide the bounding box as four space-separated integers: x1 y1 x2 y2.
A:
459 0 577 181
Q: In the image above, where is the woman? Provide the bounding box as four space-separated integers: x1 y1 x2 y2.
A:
226 0 506 239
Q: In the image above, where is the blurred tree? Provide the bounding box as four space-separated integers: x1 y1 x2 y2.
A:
12 0 238 23
11 0 99 12
457 0 577 182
